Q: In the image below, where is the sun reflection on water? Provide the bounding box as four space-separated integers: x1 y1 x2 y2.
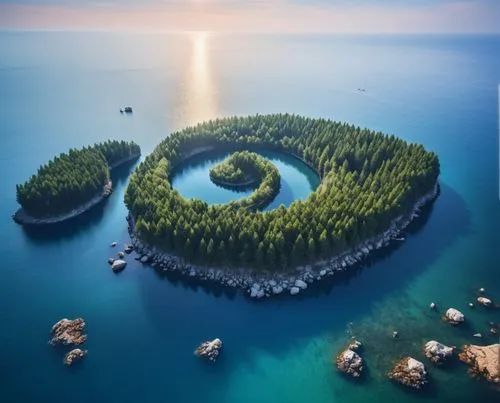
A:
174 31 219 128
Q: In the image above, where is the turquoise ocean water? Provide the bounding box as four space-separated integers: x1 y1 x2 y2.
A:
0 32 499 402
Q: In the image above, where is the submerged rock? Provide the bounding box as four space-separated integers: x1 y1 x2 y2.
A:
107 258 115 265
124 244 134 254
63 348 87 366
348 340 363 352
459 344 500 384
443 308 465 325
290 287 300 296
195 338 222 362
111 259 127 272
477 297 492 307
423 340 454 364
430 302 436 310
140 255 149 264
117 251 125 259
50 318 87 346
111 242 117 248
388 357 428 389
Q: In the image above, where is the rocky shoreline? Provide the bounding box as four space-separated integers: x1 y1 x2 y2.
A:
13 152 140 226
126 182 439 299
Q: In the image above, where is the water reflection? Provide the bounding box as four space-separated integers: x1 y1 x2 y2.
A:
174 32 219 128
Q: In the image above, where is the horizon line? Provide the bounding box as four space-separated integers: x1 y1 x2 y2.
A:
1 28 500 36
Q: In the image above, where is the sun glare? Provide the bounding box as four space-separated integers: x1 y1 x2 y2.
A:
174 31 218 127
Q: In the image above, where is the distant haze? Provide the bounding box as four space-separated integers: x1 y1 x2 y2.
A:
0 0 499 33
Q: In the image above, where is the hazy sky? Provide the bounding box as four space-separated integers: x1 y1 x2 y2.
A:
1 0 499 33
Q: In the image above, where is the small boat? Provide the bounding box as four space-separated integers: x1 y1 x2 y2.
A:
120 106 133 114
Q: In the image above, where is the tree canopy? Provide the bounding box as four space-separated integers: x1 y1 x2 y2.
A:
16 140 140 218
125 114 439 270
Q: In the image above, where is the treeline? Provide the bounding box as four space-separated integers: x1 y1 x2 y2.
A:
209 154 247 184
125 114 439 270
16 140 140 218
95 140 141 167
209 151 280 209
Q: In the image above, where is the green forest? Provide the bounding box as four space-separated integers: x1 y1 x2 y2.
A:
125 114 439 270
210 153 248 185
16 140 140 218
209 151 280 209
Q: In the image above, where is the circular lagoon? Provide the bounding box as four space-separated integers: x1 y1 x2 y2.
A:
171 150 320 211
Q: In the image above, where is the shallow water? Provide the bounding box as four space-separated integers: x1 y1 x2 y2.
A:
0 32 499 403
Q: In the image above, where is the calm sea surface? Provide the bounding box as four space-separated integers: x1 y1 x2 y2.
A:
0 32 499 403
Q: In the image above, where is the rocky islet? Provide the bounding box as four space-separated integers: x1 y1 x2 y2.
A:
195 338 223 362
50 318 87 346
335 340 364 378
388 357 428 389
459 344 500 384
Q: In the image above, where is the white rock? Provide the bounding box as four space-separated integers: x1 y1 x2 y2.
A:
111 242 117 247
111 259 127 272
290 287 300 295
477 297 492 307
407 357 426 373
478 287 485 293
272 286 283 295
336 348 364 377
295 279 308 290
424 340 453 363
250 285 264 298
320 269 327 276
268 280 277 287
473 333 482 338
430 302 436 309
445 308 465 324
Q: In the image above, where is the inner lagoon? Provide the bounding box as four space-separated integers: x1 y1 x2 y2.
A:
171 150 320 210
0 32 499 402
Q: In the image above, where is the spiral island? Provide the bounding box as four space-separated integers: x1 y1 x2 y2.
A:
125 114 440 298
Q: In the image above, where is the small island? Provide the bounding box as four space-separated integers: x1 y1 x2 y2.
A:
125 114 439 297
14 140 140 225
209 151 280 209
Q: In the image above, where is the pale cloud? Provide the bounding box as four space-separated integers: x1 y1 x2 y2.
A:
0 0 499 33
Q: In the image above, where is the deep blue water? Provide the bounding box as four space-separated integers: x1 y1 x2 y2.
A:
0 32 499 403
